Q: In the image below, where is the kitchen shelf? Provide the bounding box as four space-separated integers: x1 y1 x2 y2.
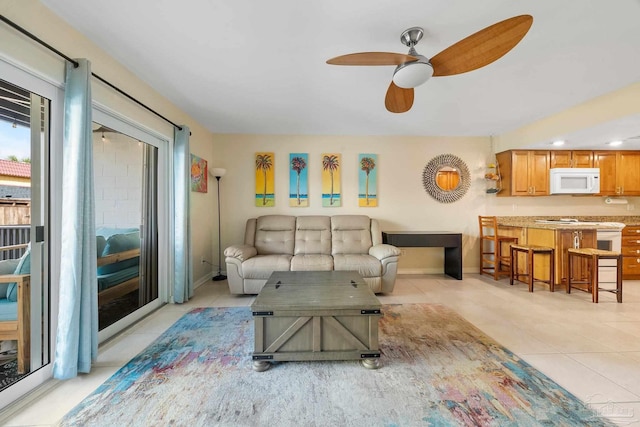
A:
485 164 501 194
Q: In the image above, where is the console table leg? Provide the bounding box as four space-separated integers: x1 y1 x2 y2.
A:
361 358 381 370
253 360 271 372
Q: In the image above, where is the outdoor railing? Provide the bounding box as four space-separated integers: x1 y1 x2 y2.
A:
0 225 30 260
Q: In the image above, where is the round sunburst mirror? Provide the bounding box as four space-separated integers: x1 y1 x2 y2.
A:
422 154 470 203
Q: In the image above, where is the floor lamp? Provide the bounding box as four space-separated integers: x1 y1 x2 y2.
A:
211 167 227 281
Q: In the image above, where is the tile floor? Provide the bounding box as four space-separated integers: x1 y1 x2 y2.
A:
2 274 640 426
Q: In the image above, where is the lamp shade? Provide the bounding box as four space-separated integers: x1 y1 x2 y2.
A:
211 167 227 178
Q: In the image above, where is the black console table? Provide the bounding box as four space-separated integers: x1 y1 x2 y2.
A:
382 231 463 280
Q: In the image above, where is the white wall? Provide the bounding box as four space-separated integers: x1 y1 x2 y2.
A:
93 132 143 229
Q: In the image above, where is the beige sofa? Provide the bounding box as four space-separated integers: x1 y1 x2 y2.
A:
224 215 401 294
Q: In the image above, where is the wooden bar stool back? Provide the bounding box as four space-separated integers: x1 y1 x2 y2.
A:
566 248 622 303
510 244 555 292
479 216 518 280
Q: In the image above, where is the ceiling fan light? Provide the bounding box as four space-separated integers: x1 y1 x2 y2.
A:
392 62 434 89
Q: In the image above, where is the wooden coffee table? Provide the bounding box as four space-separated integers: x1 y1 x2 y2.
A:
251 271 382 371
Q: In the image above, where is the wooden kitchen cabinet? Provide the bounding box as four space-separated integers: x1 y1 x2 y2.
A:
527 227 596 287
622 225 640 279
496 150 550 196
550 150 594 168
496 149 640 197
594 150 640 196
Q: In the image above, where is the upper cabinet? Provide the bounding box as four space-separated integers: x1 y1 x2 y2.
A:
594 151 640 196
550 150 593 168
496 149 640 197
496 150 550 196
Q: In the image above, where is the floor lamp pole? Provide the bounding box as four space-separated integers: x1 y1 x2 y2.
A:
213 175 226 281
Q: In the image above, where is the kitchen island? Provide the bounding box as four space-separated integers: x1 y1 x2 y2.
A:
496 216 639 287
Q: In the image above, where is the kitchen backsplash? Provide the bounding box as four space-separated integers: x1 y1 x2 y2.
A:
497 215 640 226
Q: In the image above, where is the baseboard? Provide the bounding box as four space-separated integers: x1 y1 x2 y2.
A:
397 268 477 276
193 271 213 289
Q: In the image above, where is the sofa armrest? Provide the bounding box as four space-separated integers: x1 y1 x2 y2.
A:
369 244 401 260
224 244 257 261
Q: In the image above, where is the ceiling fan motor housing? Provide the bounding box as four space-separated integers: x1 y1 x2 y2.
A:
392 50 434 88
393 28 434 88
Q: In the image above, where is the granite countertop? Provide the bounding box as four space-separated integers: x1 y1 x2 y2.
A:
497 216 640 230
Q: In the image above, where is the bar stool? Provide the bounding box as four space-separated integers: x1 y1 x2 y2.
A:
566 248 622 303
479 216 518 280
510 244 555 292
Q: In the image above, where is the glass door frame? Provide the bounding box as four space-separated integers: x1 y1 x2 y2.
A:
0 59 62 409
92 106 171 343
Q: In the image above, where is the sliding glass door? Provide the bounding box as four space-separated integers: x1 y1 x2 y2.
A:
0 60 170 408
0 60 62 408
93 109 169 342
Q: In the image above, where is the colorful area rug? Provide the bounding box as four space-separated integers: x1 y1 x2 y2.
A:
60 304 614 426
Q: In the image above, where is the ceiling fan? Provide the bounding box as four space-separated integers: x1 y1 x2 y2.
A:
326 15 533 113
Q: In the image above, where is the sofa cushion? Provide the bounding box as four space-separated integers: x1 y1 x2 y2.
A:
254 216 296 255
291 254 333 271
0 259 19 299
96 227 139 239
7 247 30 302
333 254 381 278
242 254 292 279
96 235 107 258
102 231 140 256
0 298 17 321
294 216 331 255
98 265 140 292
98 231 140 275
331 215 373 255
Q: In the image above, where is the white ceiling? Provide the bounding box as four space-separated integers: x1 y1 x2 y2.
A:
40 0 640 148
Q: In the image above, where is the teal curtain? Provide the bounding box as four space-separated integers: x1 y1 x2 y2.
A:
173 126 192 303
53 59 98 379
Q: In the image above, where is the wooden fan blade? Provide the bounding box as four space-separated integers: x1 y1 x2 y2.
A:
430 15 533 77
327 52 418 66
385 82 414 113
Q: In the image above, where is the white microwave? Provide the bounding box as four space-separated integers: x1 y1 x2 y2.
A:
549 168 600 194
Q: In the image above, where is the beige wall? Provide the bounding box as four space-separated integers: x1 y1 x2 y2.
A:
212 134 639 274
1 0 216 283
496 81 640 151
2 0 639 277
0 176 30 186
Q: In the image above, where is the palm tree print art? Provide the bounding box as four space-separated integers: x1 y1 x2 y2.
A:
255 153 273 206
291 156 307 205
360 156 376 205
322 154 340 205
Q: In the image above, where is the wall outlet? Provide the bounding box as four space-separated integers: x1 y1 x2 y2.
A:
628 204 635 211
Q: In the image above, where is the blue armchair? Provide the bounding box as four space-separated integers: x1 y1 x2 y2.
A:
0 244 30 374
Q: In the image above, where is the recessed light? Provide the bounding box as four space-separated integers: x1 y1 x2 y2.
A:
607 140 623 146
551 140 565 146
